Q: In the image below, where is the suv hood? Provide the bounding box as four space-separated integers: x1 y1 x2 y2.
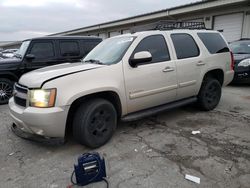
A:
0 58 22 65
233 54 250 62
19 62 104 88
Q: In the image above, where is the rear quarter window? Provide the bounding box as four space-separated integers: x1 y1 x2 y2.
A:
81 40 102 56
59 41 80 57
198 33 229 54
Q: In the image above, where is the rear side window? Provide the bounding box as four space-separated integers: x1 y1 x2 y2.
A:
171 33 200 59
30 42 55 59
132 35 170 64
82 40 101 56
59 41 80 56
198 33 229 54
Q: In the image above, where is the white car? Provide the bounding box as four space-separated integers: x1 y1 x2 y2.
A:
9 27 234 148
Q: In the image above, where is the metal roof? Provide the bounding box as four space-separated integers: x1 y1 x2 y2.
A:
52 0 211 35
24 36 101 41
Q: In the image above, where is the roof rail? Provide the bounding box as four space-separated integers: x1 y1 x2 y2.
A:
131 20 206 33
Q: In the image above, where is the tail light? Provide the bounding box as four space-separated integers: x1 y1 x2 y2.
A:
230 51 235 70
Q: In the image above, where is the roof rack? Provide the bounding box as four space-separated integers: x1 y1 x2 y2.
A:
131 21 206 33
155 21 206 30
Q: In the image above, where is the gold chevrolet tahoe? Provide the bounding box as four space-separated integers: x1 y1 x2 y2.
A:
9 29 234 148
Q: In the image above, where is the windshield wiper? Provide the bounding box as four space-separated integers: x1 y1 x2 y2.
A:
84 59 105 65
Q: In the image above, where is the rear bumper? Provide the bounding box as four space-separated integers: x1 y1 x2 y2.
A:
224 70 234 86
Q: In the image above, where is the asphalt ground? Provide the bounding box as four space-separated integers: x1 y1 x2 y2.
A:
0 85 249 188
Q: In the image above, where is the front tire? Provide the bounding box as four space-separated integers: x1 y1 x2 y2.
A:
73 98 117 148
198 77 222 111
0 78 13 105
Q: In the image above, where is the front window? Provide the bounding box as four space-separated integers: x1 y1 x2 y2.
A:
83 36 135 65
17 40 30 57
229 41 250 54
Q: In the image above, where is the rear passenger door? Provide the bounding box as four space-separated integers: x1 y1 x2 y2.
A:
123 34 178 113
170 33 203 100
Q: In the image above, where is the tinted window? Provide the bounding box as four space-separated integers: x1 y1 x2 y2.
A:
171 34 199 59
132 35 170 64
198 33 229 54
60 41 80 56
30 42 54 59
82 40 101 56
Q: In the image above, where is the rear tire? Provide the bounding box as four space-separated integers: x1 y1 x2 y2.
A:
198 77 222 111
73 98 117 148
0 78 13 105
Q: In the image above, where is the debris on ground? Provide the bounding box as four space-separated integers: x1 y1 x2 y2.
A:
8 152 15 156
185 174 200 184
191 131 201 135
146 149 152 153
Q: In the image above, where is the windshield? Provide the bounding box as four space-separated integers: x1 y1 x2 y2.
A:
17 40 30 57
83 36 135 65
229 41 250 54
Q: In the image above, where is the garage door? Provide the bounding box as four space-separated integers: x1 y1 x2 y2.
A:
109 31 121 38
214 13 243 42
122 29 131 34
99 33 108 39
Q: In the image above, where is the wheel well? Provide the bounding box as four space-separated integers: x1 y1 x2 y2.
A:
203 69 224 86
65 91 122 137
0 74 18 82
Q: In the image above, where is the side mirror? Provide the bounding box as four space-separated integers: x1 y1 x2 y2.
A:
25 54 35 60
129 51 152 67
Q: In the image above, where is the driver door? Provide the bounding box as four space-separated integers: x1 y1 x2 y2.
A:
123 34 178 113
23 40 57 74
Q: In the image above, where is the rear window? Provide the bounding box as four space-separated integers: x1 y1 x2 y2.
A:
171 33 200 59
59 41 80 56
198 33 229 54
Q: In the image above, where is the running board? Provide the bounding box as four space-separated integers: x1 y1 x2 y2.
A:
121 97 197 122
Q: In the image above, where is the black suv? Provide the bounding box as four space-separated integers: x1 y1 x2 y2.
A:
0 36 102 104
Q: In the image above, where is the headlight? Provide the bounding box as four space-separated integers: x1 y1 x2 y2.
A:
29 89 56 108
238 59 250 67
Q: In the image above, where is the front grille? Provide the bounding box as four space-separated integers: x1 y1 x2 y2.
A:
14 83 28 107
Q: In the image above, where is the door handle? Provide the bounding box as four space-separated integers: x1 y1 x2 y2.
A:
196 61 206 66
163 66 174 73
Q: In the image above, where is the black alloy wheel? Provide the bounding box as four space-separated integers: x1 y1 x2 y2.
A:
0 79 13 105
73 98 117 148
198 77 222 111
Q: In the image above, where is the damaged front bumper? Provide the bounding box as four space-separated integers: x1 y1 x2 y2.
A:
11 123 65 145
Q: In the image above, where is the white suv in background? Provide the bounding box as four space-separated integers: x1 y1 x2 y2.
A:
9 28 234 148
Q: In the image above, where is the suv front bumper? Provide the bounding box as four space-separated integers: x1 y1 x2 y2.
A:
9 97 70 139
232 70 250 84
